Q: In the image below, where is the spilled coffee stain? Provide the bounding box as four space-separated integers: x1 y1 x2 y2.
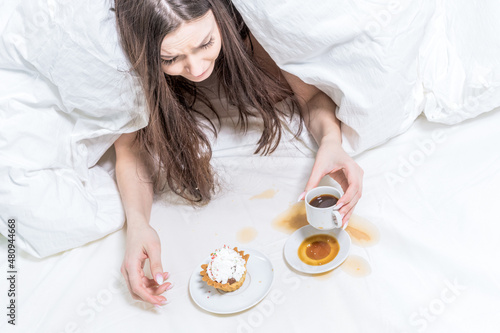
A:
345 214 380 247
340 255 371 277
272 201 308 234
313 270 335 281
250 189 278 200
236 227 258 244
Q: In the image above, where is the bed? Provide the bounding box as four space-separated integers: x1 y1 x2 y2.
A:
2 106 500 333
1 0 500 332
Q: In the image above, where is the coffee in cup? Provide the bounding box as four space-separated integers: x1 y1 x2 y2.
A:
305 186 344 230
309 194 338 208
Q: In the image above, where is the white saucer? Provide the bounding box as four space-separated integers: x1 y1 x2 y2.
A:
284 225 351 274
189 248 274 314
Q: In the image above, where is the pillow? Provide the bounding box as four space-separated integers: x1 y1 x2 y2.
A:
0 0 147 257
232 0 500 155
419 0 500 124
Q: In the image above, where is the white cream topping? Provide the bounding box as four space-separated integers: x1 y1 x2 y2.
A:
207 245 246 284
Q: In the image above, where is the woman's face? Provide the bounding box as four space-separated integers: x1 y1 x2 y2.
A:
160 10 222 82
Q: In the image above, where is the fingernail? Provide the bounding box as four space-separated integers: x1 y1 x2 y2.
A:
333 202 344 210
161 299 168 305
164 272 170 280
297 191 306 202
155 273 164 285
342 219 349 230
166 282 174 290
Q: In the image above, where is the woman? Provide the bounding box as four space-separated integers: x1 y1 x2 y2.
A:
113 0 363 306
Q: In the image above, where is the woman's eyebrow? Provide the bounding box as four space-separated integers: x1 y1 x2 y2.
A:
161 32 212 59
195 33 212 49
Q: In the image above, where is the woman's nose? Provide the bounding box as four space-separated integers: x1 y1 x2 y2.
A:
185 56 205 77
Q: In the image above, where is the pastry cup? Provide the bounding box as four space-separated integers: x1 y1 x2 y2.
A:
200 247 250 292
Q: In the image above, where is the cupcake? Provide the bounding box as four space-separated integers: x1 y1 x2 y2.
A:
200 245 250 292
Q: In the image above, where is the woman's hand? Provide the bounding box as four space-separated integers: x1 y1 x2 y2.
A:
121 223 172 306
300 134 364 226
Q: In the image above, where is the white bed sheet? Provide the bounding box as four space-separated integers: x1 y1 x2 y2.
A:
1 104 500 333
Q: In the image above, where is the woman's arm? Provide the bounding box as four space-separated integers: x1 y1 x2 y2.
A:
284 72 364 224
114 132 171 306
250 35 363 224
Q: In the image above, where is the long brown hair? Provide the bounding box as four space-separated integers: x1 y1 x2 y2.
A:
114 0 301 204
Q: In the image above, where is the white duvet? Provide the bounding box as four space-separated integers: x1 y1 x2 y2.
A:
233 0 500 154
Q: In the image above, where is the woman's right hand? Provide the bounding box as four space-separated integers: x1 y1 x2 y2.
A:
301 136 364 227
121 223 172 306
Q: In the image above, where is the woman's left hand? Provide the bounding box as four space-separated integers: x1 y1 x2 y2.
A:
300 135 364 226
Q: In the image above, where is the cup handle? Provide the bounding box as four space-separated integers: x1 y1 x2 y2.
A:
331 210 343 228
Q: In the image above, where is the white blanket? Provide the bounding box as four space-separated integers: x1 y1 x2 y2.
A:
232 0 500 155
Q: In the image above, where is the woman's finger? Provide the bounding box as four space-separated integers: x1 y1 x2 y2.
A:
142 272 170 288
127 262 166 305
336 182 360 210
121 266 142 301
149 281 173 296
141 273 172 295
338 189 362 216
342 204 357 226
335 165 363 207
303 162 334 195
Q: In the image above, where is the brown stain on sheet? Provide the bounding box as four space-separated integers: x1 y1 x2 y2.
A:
250 189 278 200
345 214 380 247
236 227 258 244
340 255 371 277
272 201 308 234
313 271 335 281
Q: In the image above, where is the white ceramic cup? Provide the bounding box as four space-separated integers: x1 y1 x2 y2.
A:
305 186 344 230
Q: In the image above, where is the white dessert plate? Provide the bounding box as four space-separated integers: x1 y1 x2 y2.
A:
189 248 274 314
284 225 351 274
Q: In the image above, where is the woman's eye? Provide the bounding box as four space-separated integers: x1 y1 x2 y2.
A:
201 37 215 49
161 57 176 65
160 38 214 65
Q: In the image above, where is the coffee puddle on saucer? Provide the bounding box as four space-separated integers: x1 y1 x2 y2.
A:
345 214 380 247
250 189 278 200
340 255 371 277
298 234 340 266
236 227 258 244
272 202 308 234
